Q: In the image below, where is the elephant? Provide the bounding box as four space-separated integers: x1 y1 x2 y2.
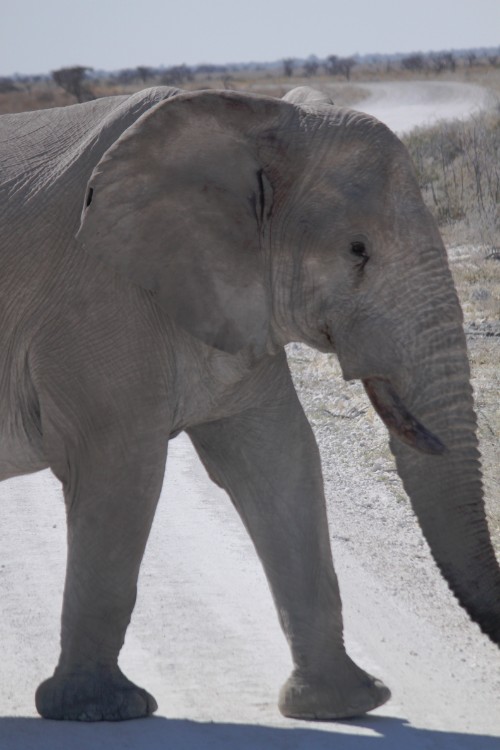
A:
0 83 499 723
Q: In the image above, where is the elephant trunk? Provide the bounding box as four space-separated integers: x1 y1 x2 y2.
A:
368 307 500 645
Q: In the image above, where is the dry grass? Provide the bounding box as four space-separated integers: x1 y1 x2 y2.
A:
0 74 370 115
0 86 70 114
0 82 138 115
403 114 500 250
451 246 500 321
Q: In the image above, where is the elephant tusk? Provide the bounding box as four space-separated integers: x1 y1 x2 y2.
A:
362 377 447 456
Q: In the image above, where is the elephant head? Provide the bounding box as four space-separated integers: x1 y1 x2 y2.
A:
77 89 500 646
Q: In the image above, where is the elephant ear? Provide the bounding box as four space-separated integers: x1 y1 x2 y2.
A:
77 90 286 354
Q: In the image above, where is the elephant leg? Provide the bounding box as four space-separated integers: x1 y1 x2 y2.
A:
187 366 390 720
35 424 168 721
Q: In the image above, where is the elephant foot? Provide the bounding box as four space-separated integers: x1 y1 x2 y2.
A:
35 665 158 721
279 663 391 720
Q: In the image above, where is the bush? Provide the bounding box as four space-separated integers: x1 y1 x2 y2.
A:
403 113 500 248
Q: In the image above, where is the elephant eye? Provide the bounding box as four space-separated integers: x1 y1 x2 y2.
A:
350 240 369 270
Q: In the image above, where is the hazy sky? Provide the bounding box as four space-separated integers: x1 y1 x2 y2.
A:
2 0 500 76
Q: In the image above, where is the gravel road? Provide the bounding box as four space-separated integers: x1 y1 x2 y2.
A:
0 81 498 749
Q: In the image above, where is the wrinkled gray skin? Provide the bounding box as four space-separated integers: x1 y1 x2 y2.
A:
1 84 499 722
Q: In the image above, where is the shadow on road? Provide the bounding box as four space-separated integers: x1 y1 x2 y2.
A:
0 715 498 750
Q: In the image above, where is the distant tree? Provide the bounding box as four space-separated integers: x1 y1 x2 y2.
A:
195 64 228 75
445 52 456 72
325 55 339 75
161 64 193 86
401 54 425 72
52 66 95 102
326 55 356 80
303 59 319 77
465 52 477 67
115 68 137 85
430 53 456 74
136 66 153 83
337 57 356 80
0 77 19 93
283 58 295 77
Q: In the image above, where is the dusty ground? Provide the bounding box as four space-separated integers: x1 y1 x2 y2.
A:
0 81 498 749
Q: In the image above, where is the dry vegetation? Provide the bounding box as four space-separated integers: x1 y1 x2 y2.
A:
403 115 500 249
1 54 498 552
0 75 370 115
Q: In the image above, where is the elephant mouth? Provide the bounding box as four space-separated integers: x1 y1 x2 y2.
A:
363 377 447 456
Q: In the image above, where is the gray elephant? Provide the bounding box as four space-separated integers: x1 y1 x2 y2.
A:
0 84 498 722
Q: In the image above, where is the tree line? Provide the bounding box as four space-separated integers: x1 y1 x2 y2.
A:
1 47 499 104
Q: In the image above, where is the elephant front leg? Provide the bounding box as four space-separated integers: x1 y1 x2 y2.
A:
188 373 390 720
35 435 168 721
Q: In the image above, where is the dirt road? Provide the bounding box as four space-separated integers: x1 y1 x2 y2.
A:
348 80 493 134
0 81 499 749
